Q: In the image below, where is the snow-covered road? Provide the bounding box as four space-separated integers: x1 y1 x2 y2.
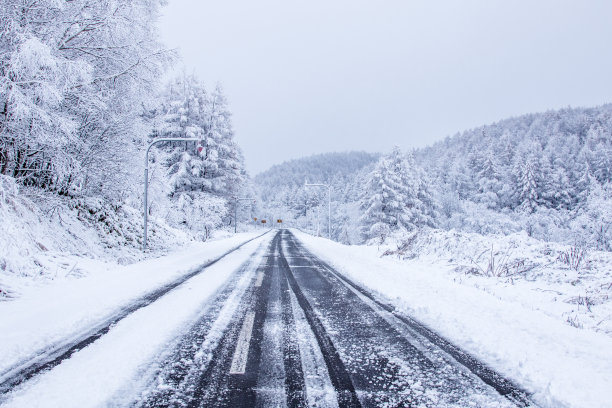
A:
132 230 528 407
1 230 537 407
0 231 272 406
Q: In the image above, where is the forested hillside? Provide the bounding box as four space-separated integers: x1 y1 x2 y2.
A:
255 105 612 250
419 104 612 249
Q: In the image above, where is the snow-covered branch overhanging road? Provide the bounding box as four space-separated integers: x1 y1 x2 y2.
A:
1 230 533 407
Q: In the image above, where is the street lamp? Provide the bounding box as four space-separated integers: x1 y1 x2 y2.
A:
304 180 331 239
143 137 203 250
234 197 255 233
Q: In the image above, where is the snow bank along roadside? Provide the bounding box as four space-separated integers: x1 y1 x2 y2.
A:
0 231 270 379
0 175 199 299
368 228 612 342
2 228 274 408
0 175 262 301
292 229 612 408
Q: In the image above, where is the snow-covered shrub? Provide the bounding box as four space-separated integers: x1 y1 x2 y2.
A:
557 246 587 271
517 207 574 242
443 201 520 235
166 193 228 240
369 222 391 245
0 174 19 205
467 245 534 277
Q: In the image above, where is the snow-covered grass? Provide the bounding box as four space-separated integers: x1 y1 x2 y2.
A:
292 228 612 408
381 228 612 337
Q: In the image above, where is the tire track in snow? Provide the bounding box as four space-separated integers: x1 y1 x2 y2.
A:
277 236 308 408
181 236 277 407
278 233 362 408
0 231 270 396
134 241 268 407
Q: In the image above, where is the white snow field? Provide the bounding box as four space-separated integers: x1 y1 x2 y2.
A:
292 229 612 408
0 231 272 407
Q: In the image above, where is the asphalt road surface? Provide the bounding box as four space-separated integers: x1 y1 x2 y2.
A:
136 230 532 408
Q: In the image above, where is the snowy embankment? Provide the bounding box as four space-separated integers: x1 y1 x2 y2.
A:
0 230 269 384
292 229 612 408
0 174 204 299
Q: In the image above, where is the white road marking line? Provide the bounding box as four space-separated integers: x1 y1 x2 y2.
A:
254 271 265 287
229 311 256 374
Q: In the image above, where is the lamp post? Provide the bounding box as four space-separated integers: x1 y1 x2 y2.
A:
144 137 202 250
234 197 255 233
304 180 331 239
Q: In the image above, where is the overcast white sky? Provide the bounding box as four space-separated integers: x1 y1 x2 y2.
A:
158 0 612 174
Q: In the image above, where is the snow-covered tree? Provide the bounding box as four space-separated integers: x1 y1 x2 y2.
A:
540 158 572 210
201 85 245 199
475 152 502 209
0 0 171 200
513 153 541 213
359 147 436 242
571 179 612 251
150 75 246 235
158 75 208 194
410 152 438 228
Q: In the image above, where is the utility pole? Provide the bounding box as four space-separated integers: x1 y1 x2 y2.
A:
304 180 331 239
144 137 203 251
234 197 255 233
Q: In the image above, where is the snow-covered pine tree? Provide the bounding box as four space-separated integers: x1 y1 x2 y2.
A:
513 151 541 213
360 152 401 242
201 85 245 200
475 152 502 210
359 147 435 243
407 151 438 228
540 154 572 210
159 75 207 193
583 124 612 185
151 75 246 236
570 177 612 251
